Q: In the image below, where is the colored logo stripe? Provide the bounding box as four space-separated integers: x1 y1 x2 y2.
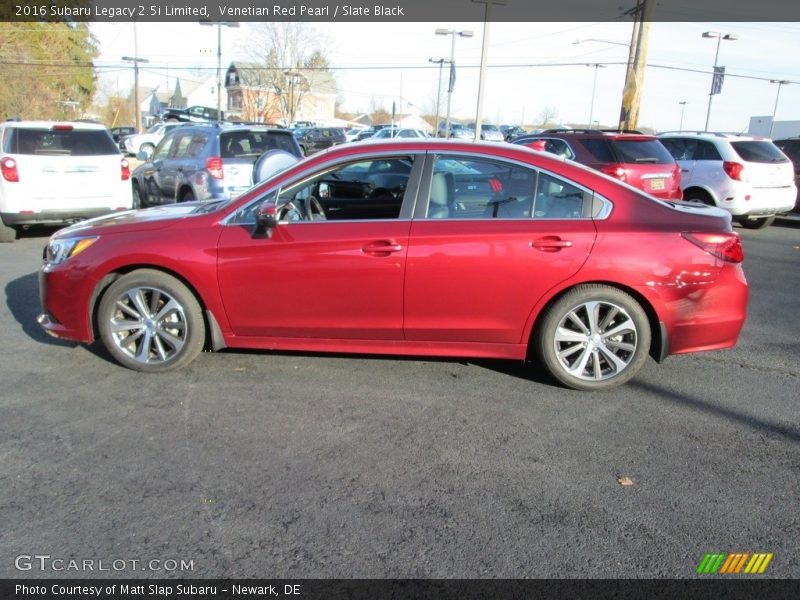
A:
697 552 773 575
744 553 773 574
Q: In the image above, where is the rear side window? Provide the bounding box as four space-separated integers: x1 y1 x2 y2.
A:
730 141 789 163
5 128 119 156
694 141 722 161
611 140 675 164
578 138 615 163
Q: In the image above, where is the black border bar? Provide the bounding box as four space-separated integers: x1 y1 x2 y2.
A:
4 579 800 600
4 0 800 22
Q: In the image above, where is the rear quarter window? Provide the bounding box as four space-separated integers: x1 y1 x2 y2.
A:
4 128 119 156
731 141 789 163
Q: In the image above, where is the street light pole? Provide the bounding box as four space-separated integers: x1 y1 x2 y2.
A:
200 21 239 120
769 80 790 138
587 63 606 128
678 100 687 130
435 28 473 138
429 58 450 136
702 31 737 131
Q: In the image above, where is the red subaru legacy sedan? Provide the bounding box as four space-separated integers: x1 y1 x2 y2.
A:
38 140 748 391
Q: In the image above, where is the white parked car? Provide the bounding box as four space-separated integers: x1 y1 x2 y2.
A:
119 122 184 158
369 128 429 140
0 120 133 242
659 131 796 229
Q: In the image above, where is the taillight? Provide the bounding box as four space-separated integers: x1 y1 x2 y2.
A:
206 156 224 180
682 232 744 263
51 124 74 131
600 164 627 181
1 157 19 182
722 161 744 181
121 158 130 181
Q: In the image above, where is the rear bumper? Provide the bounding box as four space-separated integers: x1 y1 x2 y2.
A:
724 184 797 216
660 263 749 356
2 208 128 227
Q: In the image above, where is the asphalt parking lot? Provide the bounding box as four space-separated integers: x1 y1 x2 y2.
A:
0 218 798 579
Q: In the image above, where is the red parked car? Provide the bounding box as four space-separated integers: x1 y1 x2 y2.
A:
512 129 683 200
38 140 747 391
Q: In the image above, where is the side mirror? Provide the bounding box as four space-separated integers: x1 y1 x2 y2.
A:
252 200 279 239
136 150 150 161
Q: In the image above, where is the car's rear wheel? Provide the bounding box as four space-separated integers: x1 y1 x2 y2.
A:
0 217 17 243
738 215 775 229
98 270 205 372
683 189 714 206
535 285 651 391
180 189 195 202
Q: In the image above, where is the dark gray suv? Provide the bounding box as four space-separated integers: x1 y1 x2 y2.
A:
131 124 301 207
292 127 346 155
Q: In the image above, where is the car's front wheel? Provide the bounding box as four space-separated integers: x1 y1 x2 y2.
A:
535 285 651 391
98 270 205 372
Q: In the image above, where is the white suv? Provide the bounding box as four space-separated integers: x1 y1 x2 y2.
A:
0 120 133 242
658 132 796 229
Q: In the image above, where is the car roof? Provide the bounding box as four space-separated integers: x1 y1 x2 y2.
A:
1 120 109 131
657 131 769 142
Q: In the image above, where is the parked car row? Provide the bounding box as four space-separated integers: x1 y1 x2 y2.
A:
512 128 796 228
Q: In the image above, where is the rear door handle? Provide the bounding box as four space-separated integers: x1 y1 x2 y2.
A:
681 168 690 173
531 237 573 252
362 240 403 256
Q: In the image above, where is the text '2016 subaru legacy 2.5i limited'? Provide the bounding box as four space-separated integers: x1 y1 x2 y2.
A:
38 140 748 391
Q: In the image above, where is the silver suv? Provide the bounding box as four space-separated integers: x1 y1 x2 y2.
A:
658 131 796 229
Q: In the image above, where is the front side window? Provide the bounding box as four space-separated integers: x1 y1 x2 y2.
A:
275 156 415 221
426 155 537 219
152 135 175 161
661 138 697 161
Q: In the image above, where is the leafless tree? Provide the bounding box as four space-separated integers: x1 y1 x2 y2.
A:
244 23 333 124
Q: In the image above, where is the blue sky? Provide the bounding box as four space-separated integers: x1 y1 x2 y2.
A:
92 21 800 131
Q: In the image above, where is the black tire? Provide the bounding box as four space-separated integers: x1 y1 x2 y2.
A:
0 217 17 243
132 182 144 209
738 215 775 229
180 189 195 202
535 285 651 391
97 269 205 373
682 189 714 206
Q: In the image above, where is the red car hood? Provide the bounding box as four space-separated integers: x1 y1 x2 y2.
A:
51 204 205 239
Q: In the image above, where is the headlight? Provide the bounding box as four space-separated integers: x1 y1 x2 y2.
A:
44 236 99 267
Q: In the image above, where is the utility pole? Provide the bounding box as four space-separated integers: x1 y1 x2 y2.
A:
618 0 653 131
122 54 149 133
429 58 450 135
472 0 506 143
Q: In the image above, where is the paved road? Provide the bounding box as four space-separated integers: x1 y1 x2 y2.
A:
1 220 798 579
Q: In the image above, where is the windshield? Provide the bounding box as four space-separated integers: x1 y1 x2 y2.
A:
612 140 675 165
5 128 119 156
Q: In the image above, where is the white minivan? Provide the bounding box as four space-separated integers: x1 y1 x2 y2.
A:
0 121 133 242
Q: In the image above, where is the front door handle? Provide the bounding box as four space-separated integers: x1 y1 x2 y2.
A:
531 236 573 252
362 240 403 256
